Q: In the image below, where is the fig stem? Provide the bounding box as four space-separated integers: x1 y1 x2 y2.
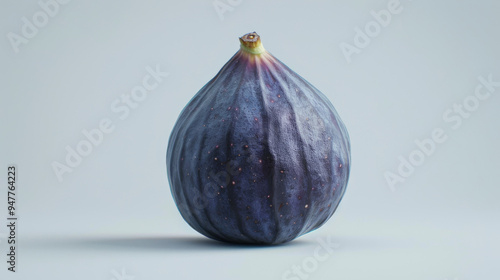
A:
239 32 266 55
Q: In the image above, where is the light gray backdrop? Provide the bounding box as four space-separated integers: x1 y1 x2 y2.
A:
1 0 499 279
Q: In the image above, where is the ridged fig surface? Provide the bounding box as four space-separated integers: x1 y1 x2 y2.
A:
167 33 350 244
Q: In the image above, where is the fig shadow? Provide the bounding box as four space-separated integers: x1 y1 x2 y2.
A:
26 235 313 252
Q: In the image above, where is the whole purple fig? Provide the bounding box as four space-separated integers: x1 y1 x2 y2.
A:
167 32 350 244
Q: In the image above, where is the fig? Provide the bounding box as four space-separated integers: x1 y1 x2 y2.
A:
167 32 350 244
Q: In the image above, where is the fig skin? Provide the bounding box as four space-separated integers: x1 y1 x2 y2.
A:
167 32 350 244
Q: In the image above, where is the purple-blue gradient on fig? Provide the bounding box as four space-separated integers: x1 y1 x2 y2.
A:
167 34 350 244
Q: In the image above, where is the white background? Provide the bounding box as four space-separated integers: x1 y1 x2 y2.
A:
1 0 499 279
